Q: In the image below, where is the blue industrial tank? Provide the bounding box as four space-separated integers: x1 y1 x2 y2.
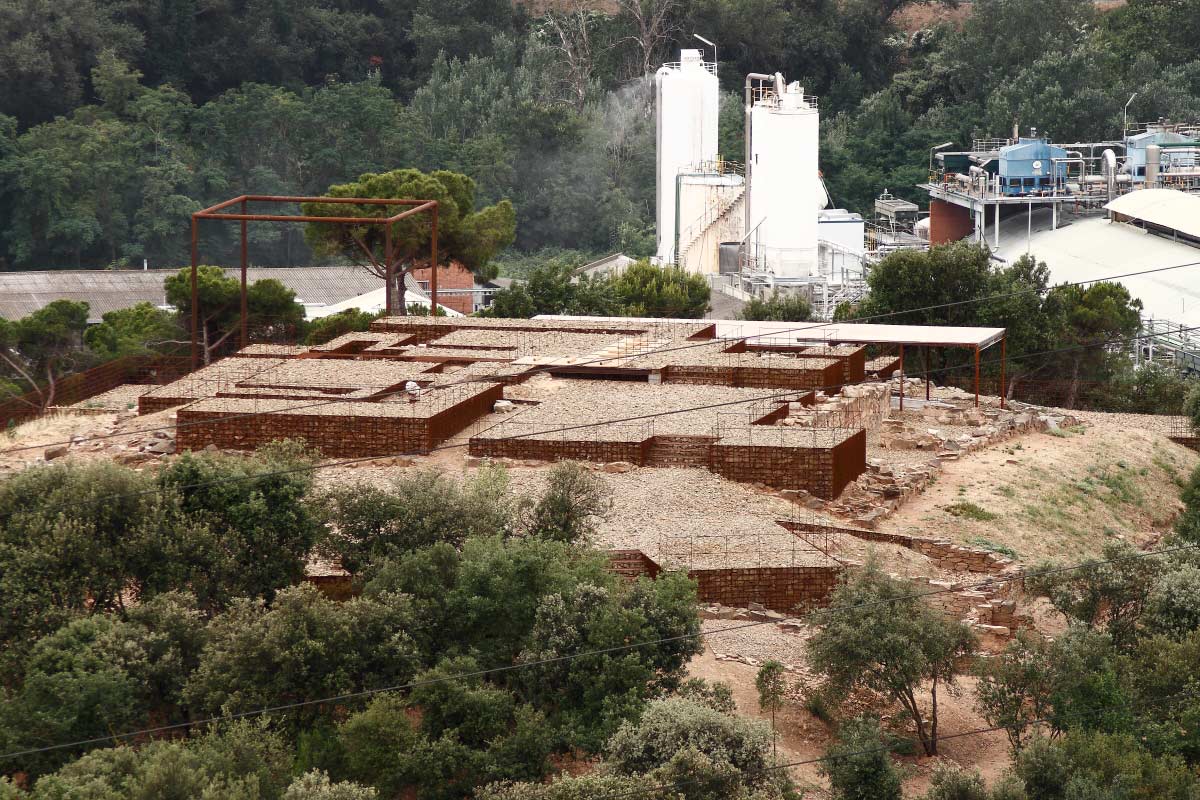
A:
997 138 1069 195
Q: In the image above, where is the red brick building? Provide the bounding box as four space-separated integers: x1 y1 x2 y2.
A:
411 260 477 315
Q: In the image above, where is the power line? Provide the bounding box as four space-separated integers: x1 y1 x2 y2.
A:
5 257 1198 457
1 541 1193 763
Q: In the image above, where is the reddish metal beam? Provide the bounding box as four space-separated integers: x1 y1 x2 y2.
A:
999 336 1007 410
190 217 199 370
240 199 248 350
974 346 981 408
242 195 429 206
386 201 438 223
430 204 439 314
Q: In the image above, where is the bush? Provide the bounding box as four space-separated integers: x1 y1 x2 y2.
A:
738 291 813 322
820 717 902 800
304 309 384 345
183 585 419 727
1143 564 1200 639
284 771 378 800
520 461 611 544
321 465 514 574
605 697 787 799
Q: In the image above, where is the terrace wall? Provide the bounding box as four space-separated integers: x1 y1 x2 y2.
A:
178 384 502 457
604 549 841 614
663 362 842 391
688 565 841 614
709 429 866 499
470 427 866 499
2 355 190 428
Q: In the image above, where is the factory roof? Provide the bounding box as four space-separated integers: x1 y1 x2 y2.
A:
994 211 1200 327
534 316 1006 349
1105 189 1200 242
0 266 390 323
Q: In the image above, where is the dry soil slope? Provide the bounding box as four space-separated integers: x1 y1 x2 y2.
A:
877 412 1196 564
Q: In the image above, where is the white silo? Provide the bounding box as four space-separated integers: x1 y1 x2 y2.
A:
746 75 820 277
655 49 719 263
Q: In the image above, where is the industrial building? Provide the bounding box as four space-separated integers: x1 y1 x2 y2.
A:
653 52 868 318
921 120 1200 249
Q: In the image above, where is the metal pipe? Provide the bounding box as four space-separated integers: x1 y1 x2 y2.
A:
744 73 773 247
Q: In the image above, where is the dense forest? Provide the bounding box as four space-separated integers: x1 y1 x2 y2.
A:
2 0 1199 272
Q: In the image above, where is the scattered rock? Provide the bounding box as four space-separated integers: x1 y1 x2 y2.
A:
43 444 69 461
602 461 637 474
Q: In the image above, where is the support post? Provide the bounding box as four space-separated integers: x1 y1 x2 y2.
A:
925 346 930 400
239 199 248 349
430 203 439 315
1000 336 1007 410
974 346 980 408
384 223 393 316
190 217 199 369
994 203 1000 249
898 343 904 412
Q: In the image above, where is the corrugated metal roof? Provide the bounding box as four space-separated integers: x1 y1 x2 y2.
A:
0 266 382 323
1105 189 1200 241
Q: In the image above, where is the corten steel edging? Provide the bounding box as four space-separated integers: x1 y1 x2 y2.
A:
190 195 439 369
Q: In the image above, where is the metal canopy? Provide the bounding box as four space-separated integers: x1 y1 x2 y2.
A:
535 316 1007 350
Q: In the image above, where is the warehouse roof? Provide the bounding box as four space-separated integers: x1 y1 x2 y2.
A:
1105 189 1200 242
535 316 1006 349
0 266 393 323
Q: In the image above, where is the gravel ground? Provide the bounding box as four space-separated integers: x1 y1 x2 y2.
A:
702 618 812 668
68 384 153 411
473 380 801 442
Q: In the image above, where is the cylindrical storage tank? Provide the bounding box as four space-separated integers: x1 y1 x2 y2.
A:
1146 144 1161 187
747 79 819 277
719 241 741 273
655 50 719 264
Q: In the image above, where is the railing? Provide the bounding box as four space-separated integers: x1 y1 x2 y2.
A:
661 60 717 75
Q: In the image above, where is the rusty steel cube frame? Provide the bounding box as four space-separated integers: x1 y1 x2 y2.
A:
190 194 439 369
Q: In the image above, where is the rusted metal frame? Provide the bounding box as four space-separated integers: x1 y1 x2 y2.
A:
430 203 439 314
898 343 904 412
190 218 199 369
191 195 439 364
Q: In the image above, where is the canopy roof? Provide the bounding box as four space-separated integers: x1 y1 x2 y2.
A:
1105 189 1200 241
535 316 1006 349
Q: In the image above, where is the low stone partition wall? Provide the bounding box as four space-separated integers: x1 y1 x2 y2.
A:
688 564 842 614
179 384 502 457
782 519 1015 574
469 437 647 465
662 361 843 392
1170 436 1200 453
711 430 866 499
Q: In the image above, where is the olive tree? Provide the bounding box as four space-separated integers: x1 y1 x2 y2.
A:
807 561 976 756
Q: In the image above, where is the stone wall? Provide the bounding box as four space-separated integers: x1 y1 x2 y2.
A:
687 565 842 614
179 384 503 457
